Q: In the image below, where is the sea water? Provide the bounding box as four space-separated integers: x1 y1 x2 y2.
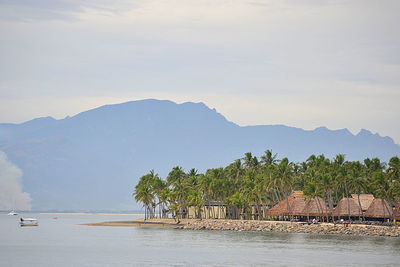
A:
0 213 399 266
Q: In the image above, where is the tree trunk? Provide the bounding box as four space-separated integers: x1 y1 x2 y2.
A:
356 194 363 221
344 190 351 221
327 191 334 222
285 192 290 221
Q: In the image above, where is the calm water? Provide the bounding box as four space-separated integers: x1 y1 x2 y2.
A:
0 213 399 266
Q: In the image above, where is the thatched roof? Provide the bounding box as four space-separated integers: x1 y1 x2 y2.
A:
364 199 393 218
351 194 375 211
267 191 307 216
332 198 362 217
301 197 330 217
395 202 400 220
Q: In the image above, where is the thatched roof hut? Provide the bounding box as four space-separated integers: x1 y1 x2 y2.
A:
267 191 307 216
351 194 375 211
395 202 400 220
301 197 330 217
332 198 362 217
364 199 393 218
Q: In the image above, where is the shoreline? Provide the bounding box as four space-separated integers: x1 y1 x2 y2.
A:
83 218 400 237
82 219 184 229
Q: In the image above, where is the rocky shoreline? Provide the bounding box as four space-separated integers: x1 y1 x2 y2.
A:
84 218 400 237
183 219 400 237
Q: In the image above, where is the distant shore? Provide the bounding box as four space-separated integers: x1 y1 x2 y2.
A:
39 212 142 216
83 218 400 237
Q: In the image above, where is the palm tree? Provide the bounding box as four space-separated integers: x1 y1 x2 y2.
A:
271 158 294 220
152 176 167 218
302 155 334 221
261 149 279 166
187 190 204 219
364 158 385 174
388 157 400 184
226 192 246 219
346 161 365 220
371 172 393 220
167 166 186 186
303 181 324 221
225 159 244 189
134 152 398 223
166 166 190 219
387 157 400 218
332 154 348 204
133 173 157 220
242 152 259 169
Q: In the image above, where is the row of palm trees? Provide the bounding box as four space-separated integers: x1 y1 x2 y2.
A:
133 150 400 220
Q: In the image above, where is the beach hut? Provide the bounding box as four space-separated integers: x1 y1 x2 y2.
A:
204 201 227 219
332 198 362 218
187 201 227 219
364 199 393 219
249 204 269 220
267 191 307 217
351 194 375 212
301 197 330 217
394 202 400 221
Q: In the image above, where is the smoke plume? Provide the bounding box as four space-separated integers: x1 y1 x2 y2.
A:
0 151 32 210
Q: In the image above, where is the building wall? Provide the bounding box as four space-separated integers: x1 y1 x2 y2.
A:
187 205 226 219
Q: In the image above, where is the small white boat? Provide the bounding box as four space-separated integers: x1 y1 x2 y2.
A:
20 218 38 227
8 211 18 216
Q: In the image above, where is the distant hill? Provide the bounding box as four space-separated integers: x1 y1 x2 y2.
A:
0 99 399 210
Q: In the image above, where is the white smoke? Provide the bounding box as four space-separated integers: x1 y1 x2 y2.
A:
0 151 32 210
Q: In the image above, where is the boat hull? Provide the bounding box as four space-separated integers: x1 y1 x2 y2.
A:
20 222 39 226
19 218 39 226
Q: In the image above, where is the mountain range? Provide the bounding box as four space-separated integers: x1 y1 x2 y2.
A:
1 99 399 210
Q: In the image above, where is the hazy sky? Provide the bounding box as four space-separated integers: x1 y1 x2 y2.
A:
1 0 399 143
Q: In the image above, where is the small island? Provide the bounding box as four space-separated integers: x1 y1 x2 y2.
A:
88 151 400 237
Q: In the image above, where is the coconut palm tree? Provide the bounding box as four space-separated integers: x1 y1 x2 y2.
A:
386 157 400 216
261 149 279 166
187 190 204 219
346 161 365 220
165 166 189 219
270 158 295 220
303 181 325 221
370 171 393 220
133 172 157 220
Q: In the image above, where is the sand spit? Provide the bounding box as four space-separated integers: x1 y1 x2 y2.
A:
82 219 184 229
83 218 400 237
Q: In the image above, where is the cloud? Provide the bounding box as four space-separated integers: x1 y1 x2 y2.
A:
0 151 32 210
0 0 399 143
0 0 138 21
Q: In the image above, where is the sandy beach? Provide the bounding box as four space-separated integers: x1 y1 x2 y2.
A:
83 218 400 237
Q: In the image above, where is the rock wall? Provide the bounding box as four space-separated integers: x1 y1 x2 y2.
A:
183 219 400 237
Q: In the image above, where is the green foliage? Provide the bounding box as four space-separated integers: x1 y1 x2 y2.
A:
133 152 400 219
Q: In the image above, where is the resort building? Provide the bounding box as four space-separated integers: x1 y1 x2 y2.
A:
301 197 330 218
187 201 227 219
266 191 397 222
332 198 362 218
267 191 307 217
351 194 375 212
364 199 393 219
184 191 397 222
395 202 400 221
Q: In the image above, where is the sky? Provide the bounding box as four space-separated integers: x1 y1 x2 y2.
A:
0 0 399 143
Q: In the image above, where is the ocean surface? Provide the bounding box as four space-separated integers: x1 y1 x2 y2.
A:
0 213 399 266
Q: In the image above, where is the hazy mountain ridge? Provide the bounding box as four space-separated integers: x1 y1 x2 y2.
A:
0 99 399 210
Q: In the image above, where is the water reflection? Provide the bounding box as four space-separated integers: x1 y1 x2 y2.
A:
1 213 399 266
